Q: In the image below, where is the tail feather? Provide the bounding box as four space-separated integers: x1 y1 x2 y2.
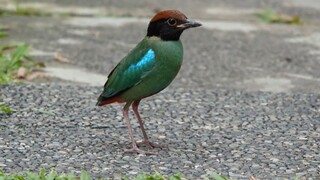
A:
96 95 124 106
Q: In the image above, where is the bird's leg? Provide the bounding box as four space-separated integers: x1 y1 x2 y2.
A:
132 100 167 148
122 102 156 155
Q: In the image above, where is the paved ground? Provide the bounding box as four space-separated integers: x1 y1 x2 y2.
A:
1 0 320 179
1 84 319 179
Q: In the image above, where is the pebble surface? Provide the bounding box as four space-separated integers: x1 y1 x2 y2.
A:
1 84 319 179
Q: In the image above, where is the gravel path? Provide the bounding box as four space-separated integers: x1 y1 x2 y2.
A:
1 84 319 179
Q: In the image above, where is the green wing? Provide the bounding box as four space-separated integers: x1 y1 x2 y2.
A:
101 40 156 99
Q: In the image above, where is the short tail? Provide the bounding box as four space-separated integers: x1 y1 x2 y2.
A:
96 95 123 106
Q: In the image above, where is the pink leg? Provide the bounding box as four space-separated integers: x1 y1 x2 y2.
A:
132 100 167 148
122 102 156 155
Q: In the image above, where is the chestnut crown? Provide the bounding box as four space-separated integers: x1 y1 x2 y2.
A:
147 10 201 41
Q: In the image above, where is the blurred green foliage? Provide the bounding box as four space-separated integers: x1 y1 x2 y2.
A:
255 8 301 24
0 169 236 180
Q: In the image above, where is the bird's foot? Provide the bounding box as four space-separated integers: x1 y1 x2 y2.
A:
136 139 167 149
124 146 157 155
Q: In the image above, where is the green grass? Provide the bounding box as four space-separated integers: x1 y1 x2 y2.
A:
0 22 44 114
255 8 301 24
208 173 230 180
0 3 51 17
0 169 233 180
0 42 45 84
0 169 85 180
0 101 13 114
0 6 82 17
13 6 51 16
0 31 8 38
128 172 183 180
0 2 135 18
0 2 81 17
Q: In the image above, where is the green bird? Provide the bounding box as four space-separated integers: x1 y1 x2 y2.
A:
97 10 201 155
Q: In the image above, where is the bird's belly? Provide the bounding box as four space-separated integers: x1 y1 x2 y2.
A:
119 65 180 102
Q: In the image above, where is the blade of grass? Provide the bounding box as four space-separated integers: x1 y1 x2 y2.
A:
0 43 44 84
210 172 230 180
10 44 29 66
81 171 91 180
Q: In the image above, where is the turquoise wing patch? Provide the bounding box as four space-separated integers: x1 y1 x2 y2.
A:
102 48 156 98
126 49 155 74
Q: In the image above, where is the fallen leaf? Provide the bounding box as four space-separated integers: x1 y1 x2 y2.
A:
255 8 301 25
276 14 301 24
26 72 47 80
54 52 71 63
17 67 27 78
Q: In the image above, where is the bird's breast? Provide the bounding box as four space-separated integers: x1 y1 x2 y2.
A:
153 40 183 72
145 40 184 88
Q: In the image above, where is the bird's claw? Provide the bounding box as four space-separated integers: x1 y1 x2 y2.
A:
136 139 167 148
124 146 157 155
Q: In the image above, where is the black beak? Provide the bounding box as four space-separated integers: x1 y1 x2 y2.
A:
177 19 202 29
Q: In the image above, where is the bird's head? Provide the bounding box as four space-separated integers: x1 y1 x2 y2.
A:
147 10 201 41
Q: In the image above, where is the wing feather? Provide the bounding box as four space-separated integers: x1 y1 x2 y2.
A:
100 40 156 100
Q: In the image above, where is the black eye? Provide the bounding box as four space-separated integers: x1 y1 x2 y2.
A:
167 18 177 26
